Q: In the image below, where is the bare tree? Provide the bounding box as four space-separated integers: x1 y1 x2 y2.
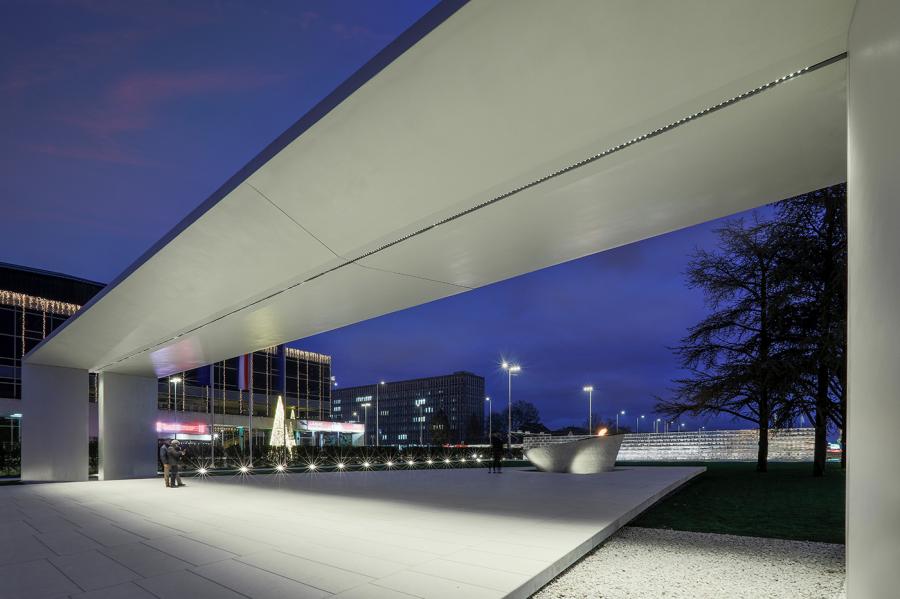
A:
658 216 794 472
774 185 847 475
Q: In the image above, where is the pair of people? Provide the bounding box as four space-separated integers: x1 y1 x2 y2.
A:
159 439 186 488
488 432 505 473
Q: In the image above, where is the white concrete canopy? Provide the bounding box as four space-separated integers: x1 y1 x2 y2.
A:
23 0 851 378
18 0 900 596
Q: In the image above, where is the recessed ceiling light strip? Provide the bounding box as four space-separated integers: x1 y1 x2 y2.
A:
353 52 847 261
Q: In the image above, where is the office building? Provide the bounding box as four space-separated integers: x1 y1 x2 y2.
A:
1 263 104 462
1 262 340 468
333 372 484 446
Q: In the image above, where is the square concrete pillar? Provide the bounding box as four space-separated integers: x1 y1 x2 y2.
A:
848 1 900 596
21 363 88 482
99 372 158 480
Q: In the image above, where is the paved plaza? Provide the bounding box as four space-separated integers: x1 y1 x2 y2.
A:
0 466 701 599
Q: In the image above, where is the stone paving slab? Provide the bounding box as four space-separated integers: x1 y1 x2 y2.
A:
0 466 702 599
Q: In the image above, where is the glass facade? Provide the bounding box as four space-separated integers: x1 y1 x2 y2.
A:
333 372 485 446
0 264 104 401
157 347 332 421
1 263 105 475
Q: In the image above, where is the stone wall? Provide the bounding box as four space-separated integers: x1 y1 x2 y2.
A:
523 428 815 462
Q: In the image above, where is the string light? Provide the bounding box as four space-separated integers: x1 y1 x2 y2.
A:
0 290 81 316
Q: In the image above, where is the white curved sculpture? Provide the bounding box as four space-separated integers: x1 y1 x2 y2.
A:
526 435 625 474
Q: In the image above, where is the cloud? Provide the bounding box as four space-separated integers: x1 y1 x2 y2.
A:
61 68 286 138
1 28 154 94
330 22 391 44
31 67 285 166
25 142 155 166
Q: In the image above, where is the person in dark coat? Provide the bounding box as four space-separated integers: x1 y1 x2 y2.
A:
159 440 171 487
166 440 184 488
490 432 505 473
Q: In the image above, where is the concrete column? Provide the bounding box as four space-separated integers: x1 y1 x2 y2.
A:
847 2 900 597
99 372 158 480
21 363 88 482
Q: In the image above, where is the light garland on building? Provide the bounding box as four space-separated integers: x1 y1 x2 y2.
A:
0 290 81 317
259 345 331 365
1 290 81 358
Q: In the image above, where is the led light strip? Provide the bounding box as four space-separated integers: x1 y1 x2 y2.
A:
95 52 846 373
351 52 848 261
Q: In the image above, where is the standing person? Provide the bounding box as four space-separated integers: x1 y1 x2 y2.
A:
176 441 187 487
159 440 171 487
166 440 183 488
490 432 505 474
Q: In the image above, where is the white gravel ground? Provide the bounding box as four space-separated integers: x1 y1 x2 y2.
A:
533 527 845 599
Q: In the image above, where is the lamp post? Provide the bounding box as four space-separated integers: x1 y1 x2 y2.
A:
616 410 625 433
361 403 371 445
502 362 521 449
485 397 491 440
655 418 661 434
636 414 645 433
169 377 181 412
352 411 358 423
376 380 385 447
583 386 594 433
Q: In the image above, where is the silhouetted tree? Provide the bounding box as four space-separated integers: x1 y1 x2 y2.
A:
465 412 481 444
657 216 795 472
774 185 847 475
488 410 506 434
510 400 543 432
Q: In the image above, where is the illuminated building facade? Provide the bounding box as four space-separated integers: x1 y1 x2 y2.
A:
158 347 332 421
0 263 104 468
333 372 484 446
0 262 104 401
157 346 334 451
1 262 336 467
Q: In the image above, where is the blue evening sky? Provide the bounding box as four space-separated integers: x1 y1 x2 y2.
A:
1 1 775 431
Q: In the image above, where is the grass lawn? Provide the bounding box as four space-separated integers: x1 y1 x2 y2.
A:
628 461 845 544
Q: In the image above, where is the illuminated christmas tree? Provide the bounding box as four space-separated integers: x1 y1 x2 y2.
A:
269 396 296 451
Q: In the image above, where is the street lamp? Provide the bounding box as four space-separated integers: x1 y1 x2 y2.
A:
352 411 358 423
583 386 594 433
361 403 371 445
376 380 385 447
616 410 625 433
485 397 491 439
502 362 521 449
655 418 661 434
169 377 182 411
636 414 645 433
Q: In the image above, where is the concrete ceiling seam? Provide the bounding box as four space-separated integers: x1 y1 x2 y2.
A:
354 262 475 290
87 52 846 375
245 182 342 259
